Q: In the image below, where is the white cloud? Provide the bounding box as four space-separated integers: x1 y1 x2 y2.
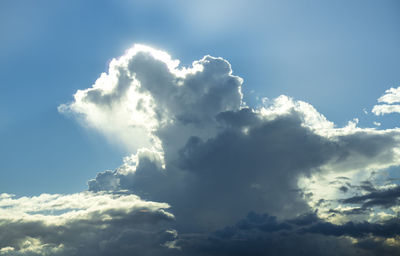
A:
377 87 400 104
372 86 400 115
0 191 172 224
373 104 400 115
59 44 243 158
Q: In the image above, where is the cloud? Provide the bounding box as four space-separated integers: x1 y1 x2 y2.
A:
372 104 400 116
377 87 400 104
2 44 400 255
303 218 400 238
372 86 400 115
0 192 175 256
59 44 243 153
174 212 400 256
64 44 400 231
87 97 400 231
342 185 400 209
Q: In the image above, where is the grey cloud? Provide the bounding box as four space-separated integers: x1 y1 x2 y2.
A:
173 211 400 256
89 108 400 234
177 232 362 256
359 181 377 193
328 207 368 216
88 170 121 192
83 49 243 130
84 66 133 108
88 111 333 231
342 185 400 209
130 53 242 125
334 180 376 194
303 218 400 238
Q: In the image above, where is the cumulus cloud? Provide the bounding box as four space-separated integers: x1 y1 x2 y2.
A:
87 97 400 231
3 45 400 255
59 44 243 154
372 86 400 115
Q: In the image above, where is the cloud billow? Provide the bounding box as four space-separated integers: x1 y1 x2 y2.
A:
2 45 400 255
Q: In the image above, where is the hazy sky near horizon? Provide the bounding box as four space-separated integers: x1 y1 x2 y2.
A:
1 1 400 255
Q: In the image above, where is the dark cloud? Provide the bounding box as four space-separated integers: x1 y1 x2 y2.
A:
88 108 400 233
303 219 400 238
342 185 400 209
328 207 368 216
173 212 400 256
88 110 333 231
359 181 377 193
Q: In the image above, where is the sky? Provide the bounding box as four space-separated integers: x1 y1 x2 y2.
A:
1 0 400 255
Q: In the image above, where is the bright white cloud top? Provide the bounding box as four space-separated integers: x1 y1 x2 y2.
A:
59 44 243 155
2 45 400 255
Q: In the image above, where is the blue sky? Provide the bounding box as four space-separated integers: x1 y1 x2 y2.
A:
1 1 400 255
1 0 399 196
